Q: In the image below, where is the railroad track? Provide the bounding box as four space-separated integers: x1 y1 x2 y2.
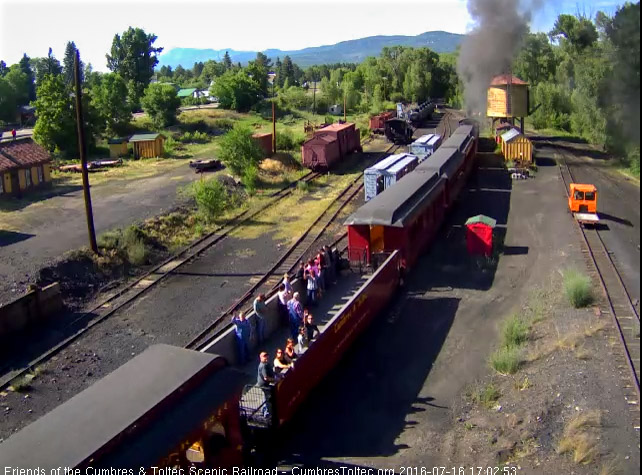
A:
187 143 401 350
557 149 640 429
0 170 321 388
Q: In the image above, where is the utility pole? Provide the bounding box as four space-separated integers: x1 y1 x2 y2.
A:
313 80 316 118
271 79 277 155
343 94 347 123
74 50 98 254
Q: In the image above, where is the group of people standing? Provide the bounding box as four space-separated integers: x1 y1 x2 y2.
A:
232 245 339 369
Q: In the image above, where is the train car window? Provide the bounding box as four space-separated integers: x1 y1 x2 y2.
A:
585 191 596 201
376 176 384 195
574 190 584 200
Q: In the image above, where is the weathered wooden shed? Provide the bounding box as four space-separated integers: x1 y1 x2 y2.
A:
501 128 533 164
108 138 129 158
129 133 166 159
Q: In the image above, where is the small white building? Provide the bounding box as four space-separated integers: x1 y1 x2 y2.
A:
329 104 343 116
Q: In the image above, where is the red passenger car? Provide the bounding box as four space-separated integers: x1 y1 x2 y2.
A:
345 170 447 268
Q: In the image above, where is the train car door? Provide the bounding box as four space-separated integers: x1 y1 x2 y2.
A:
376 175 385 196
370 225 385 253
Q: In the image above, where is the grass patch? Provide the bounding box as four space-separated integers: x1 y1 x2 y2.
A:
563 269 594 308
295 180 310 194
557 410 602 464
502 315 530 347
490 346 523 375
469 382 502 409
97 225 151 266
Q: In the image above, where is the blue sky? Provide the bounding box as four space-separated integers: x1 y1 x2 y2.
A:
0 0 629 71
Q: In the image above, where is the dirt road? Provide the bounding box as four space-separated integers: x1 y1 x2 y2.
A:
0 163 199 305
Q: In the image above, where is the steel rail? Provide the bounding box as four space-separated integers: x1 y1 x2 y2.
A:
187 143 400 350
0 170 319 388
557 152 640 403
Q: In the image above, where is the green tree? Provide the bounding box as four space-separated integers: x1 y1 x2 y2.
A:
4 67 30 106
106 27 163 109
223 51 232 71
217 124 263 175
211 70 262 111
605 2 640 147
513 33 556 86
63 41 83 87
140 83 181 128
32 74 76 153
91 73 131 135
550 14 599 52
0 76 17 122
18 54 36 102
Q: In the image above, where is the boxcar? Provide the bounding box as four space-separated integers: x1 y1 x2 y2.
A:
364 153 417 202
301 132 341 170
0 345 246 470
345 170 447 268
409 134 442 162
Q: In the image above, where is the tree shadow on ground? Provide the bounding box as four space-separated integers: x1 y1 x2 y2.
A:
0 184 83 212
0 230 35 247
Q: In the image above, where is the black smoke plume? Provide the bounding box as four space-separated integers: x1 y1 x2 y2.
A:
457 0 544 114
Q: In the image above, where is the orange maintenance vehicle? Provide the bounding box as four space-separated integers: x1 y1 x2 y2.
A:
568 183 600 225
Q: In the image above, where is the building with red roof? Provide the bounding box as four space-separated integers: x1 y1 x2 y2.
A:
0 137 53 196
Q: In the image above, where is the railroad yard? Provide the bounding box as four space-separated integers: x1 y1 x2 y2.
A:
0 111 639 474
273 138 640 473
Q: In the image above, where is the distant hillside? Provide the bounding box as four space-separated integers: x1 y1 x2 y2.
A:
157 31 464 69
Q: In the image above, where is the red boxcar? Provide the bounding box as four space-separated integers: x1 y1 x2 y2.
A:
252 132 273 157
317 122 359 158
369 111 394 132
301 132 341 170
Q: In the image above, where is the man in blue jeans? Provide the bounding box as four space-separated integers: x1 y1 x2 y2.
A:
287 292 304 340
231 311 251 364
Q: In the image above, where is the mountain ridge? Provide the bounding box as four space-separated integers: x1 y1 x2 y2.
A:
157 31 464 69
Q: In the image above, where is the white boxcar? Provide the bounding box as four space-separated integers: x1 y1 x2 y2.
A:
409 134 442 162
364 153 418 202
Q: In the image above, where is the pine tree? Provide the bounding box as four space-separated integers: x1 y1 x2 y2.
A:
223 51 232 71
18 54 36 101
63 41 83 87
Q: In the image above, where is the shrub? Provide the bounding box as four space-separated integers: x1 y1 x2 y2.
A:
563 269 594 308
179 131 210 144
324 115 335 125
218 124 264 175
276 129 305 151
190 178 229 219
141 83 181 128
502 315 530 348
163 136 179 156
241 165 259 195
490 346 522 375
